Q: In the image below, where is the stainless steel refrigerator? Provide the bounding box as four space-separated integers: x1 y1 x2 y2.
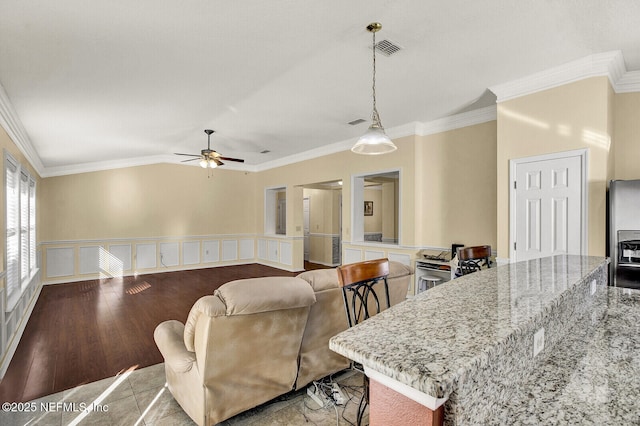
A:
609 179 640 288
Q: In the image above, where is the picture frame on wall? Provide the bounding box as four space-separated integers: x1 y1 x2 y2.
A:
364 201 373 216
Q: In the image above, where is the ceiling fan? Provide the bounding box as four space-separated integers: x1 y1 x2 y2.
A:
175 129 245 168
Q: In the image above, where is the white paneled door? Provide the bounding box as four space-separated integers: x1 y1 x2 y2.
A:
512 152 585 262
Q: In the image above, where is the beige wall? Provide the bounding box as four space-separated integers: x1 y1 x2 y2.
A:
496 76 613 258
381 181 398 242
414 120 497 249
40 163 256 241
614 91 640 180
363 188 382 234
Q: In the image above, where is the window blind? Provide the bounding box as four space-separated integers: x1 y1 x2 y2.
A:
5 155 19 309
4 152 37 311
20 170 29 283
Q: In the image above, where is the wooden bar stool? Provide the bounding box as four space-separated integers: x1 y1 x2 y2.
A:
456 245 493 275
336 258 391 425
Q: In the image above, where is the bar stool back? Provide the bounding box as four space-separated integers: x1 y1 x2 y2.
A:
336 258 391 426
336 258 391 327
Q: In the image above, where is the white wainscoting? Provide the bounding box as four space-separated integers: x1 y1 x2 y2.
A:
46 247 74 278
256 237 296 268
79 245 102 275
159 242 179 267
182 241 201 265
108 244 132 274
257 239 267 260
365 250 385 261
267 240 278 262
136 243 157 270
41 234 298 284
203 240 220 263
343 248 363 265
343 244 416 268
280 241 292 266
0 269 41 379
222 240 238 261
387 252 412 266
239 239 254 260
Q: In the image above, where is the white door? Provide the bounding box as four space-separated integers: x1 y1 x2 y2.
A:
303 197 310 261
512 152 585 262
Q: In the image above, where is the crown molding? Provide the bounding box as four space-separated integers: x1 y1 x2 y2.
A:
416 105 496 136
0 82 45 176
490 50 640 102
41 154 250 177
252 122 421 173
614 70 640 93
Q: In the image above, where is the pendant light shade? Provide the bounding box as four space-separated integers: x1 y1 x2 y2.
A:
352 22 397 155
351 123 397 155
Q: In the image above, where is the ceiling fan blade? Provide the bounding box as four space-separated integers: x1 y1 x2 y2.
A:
181 158 200 163
214 158 224 167
175 152 200 157
219 156 245 163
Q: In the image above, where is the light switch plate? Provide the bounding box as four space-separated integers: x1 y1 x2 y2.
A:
590 279 597 295
533 327 545 357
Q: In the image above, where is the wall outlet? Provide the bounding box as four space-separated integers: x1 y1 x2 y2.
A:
590 279 597 295
533 327 545 357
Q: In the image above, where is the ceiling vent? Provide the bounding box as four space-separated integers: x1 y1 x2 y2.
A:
348 118 367 126
375 39 403 57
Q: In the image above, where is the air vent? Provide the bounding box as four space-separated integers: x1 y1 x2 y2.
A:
348 118 366 126
375 39 402 57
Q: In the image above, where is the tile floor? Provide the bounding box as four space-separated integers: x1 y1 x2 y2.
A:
0 364 367 425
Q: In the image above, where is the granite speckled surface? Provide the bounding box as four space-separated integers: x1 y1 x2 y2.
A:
498 287 640 425
329 255 610 424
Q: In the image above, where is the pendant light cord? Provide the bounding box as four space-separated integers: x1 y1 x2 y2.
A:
371 30 378 123
371 29 383 129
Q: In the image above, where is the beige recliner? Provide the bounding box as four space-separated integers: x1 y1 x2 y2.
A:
154 277 316 426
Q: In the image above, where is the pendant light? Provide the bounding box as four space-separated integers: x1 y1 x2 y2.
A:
351 22 397 155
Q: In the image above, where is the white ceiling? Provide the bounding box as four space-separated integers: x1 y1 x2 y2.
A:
2 1 640 176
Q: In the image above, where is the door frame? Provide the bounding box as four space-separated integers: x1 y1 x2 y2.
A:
509 148 588 262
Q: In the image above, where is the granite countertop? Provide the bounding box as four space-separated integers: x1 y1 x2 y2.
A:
329 255 609 401
499 287 640 425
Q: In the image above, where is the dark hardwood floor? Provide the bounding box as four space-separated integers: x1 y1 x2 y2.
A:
0 262 331 403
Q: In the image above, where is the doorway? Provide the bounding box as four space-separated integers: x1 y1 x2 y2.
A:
301 181 343 266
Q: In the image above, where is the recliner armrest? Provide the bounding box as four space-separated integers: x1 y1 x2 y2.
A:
154 320 197 374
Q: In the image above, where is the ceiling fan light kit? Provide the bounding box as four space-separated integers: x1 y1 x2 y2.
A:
175 129 245 171
352 22 397 155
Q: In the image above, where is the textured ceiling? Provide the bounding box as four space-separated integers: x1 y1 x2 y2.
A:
1 1 640 175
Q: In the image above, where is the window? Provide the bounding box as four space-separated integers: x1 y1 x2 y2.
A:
5 152 36 311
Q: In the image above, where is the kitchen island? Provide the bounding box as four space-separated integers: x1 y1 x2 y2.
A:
329 255 636 425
